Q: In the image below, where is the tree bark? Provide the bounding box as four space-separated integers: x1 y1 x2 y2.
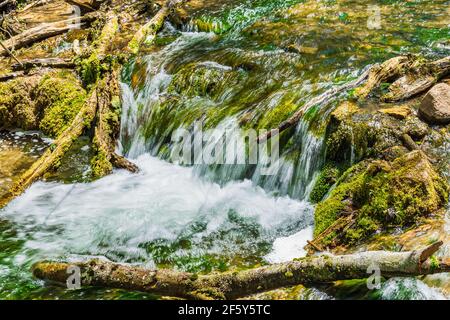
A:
91 70 139 178
0 0 14 10
354 55 411 99
32 242 449 300
0 70 27 81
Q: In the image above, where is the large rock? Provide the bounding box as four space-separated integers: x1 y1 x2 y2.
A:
313 150 449 249
419 83 450 124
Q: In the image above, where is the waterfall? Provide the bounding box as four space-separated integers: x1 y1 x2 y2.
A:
119 30 326 201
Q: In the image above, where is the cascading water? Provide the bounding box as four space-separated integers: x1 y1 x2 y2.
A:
1 0 449 300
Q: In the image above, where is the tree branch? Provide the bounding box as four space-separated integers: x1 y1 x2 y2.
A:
32 242 450 300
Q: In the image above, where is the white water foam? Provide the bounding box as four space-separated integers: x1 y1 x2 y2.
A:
264 226 313 263
2 154 314 267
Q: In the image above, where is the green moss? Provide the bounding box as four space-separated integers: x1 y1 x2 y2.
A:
36 72 87 138
0 72 86 137
314 151 449 247
0 79 39 130
79 54 102 87
257 101 298 130
310 164 341 203
167 63 242 100
90 92 122 180
91 148 113 179
429 255 440 271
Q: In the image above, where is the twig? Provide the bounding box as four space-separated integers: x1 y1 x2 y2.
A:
0 38 23 67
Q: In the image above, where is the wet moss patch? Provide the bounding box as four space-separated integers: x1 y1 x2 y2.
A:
314 151 449 247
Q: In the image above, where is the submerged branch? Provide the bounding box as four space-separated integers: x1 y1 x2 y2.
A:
33 242 449 300
257 67 372 143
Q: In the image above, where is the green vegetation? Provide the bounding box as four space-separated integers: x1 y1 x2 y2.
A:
315 151 449 246
36 72 87 138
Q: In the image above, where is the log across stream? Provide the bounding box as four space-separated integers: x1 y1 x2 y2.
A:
0 0 449 300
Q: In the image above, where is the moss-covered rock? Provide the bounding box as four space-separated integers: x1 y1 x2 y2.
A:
325 102 403 165
0 71 86 139
314 150 449 248
309 164 341 203
36 71 87 138
0 76 41 130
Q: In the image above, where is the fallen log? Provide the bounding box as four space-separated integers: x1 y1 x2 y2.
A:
32 242 449 300
382 56 450 102
91 70 139 178
257 67 372 143
66 0 104 12
11 57 74 71
0 14 97 56
127 0 185 54
354 56 412 99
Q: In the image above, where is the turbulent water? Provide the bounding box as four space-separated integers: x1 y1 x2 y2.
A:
1 0 449 299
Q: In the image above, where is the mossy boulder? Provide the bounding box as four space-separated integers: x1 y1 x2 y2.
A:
325 102 403 164
36 72 87 138
309 164 341 204
325 101 432 166
314 150 449 248
0 71 86 138
0 76 41 130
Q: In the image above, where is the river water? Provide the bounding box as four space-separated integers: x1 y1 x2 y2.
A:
0 0 449 299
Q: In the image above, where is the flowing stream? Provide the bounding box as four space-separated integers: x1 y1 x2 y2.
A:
0 0 449 299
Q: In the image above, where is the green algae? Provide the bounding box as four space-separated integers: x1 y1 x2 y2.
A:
309 164 341 203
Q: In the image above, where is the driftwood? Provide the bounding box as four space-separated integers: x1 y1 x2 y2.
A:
11 57 74 71
127 0 185 54
0 14 96 56
306 211 356 253
32 242 449 300
66 0 104 12
355 56 412 99
257 67 372 143
382 56 450 102
0 39 23 66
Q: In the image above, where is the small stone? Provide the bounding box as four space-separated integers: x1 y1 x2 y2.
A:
331 101 359 121
419 83 450 124
404 117 429 139
379 105 411 119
